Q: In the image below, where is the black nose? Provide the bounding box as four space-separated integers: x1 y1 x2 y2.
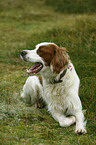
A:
21 51 27 56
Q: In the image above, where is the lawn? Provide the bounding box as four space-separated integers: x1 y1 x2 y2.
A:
0 0 96 144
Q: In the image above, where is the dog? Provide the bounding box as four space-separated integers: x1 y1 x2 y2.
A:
20 42 87 134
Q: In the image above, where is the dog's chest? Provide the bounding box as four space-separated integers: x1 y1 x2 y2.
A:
42 83 68 109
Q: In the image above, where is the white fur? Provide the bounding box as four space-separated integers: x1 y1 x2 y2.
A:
21 42 87 134
36 42 57 48
21 76 43 105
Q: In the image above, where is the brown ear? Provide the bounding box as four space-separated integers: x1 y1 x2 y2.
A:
51 47 69 73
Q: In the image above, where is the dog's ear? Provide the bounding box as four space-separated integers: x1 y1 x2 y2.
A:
50 47 69 73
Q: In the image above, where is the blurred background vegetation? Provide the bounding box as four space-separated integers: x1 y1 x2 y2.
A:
45 0 96 14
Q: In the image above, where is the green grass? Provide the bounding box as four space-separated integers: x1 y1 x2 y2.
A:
45 0 96 14
0 0 96 144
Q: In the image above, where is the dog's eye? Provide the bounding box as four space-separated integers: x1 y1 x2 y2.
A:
38 49 43 53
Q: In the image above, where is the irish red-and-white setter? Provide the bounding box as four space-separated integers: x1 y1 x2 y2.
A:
21 42 87 134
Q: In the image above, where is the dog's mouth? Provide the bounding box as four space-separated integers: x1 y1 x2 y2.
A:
27 62 43 75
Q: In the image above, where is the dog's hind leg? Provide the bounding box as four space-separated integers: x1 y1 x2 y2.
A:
21 76 43 106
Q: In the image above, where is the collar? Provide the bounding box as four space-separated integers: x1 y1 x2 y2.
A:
50 63 73 84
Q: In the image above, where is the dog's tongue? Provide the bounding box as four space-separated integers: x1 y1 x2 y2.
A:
27 62 43 75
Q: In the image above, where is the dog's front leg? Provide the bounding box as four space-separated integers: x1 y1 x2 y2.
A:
75 111 87 134
49 109 76 127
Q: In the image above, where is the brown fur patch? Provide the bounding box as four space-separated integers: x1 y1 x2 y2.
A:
51 47 70 73
37 75 42 85
37 44 69 73
37 44 57 66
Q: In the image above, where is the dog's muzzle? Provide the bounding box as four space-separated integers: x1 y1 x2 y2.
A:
20 50 28 61
21 51 27 57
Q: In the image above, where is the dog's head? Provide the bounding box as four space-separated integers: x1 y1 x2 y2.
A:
21 42 69 75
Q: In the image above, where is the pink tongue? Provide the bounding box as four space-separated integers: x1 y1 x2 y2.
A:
27 63 43 75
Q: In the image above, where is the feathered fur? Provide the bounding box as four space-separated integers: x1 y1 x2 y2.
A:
21 42 87 134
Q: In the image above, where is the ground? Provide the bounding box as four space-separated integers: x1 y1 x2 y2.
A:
0 0 96 144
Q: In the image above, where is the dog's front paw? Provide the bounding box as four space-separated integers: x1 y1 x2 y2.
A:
75 128 87 135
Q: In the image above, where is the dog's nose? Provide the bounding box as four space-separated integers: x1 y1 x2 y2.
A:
21 51 27 56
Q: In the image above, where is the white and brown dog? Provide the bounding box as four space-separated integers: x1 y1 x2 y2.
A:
20 42 87 134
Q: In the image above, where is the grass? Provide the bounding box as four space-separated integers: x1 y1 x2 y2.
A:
0 0 96 144
45 0 96 14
